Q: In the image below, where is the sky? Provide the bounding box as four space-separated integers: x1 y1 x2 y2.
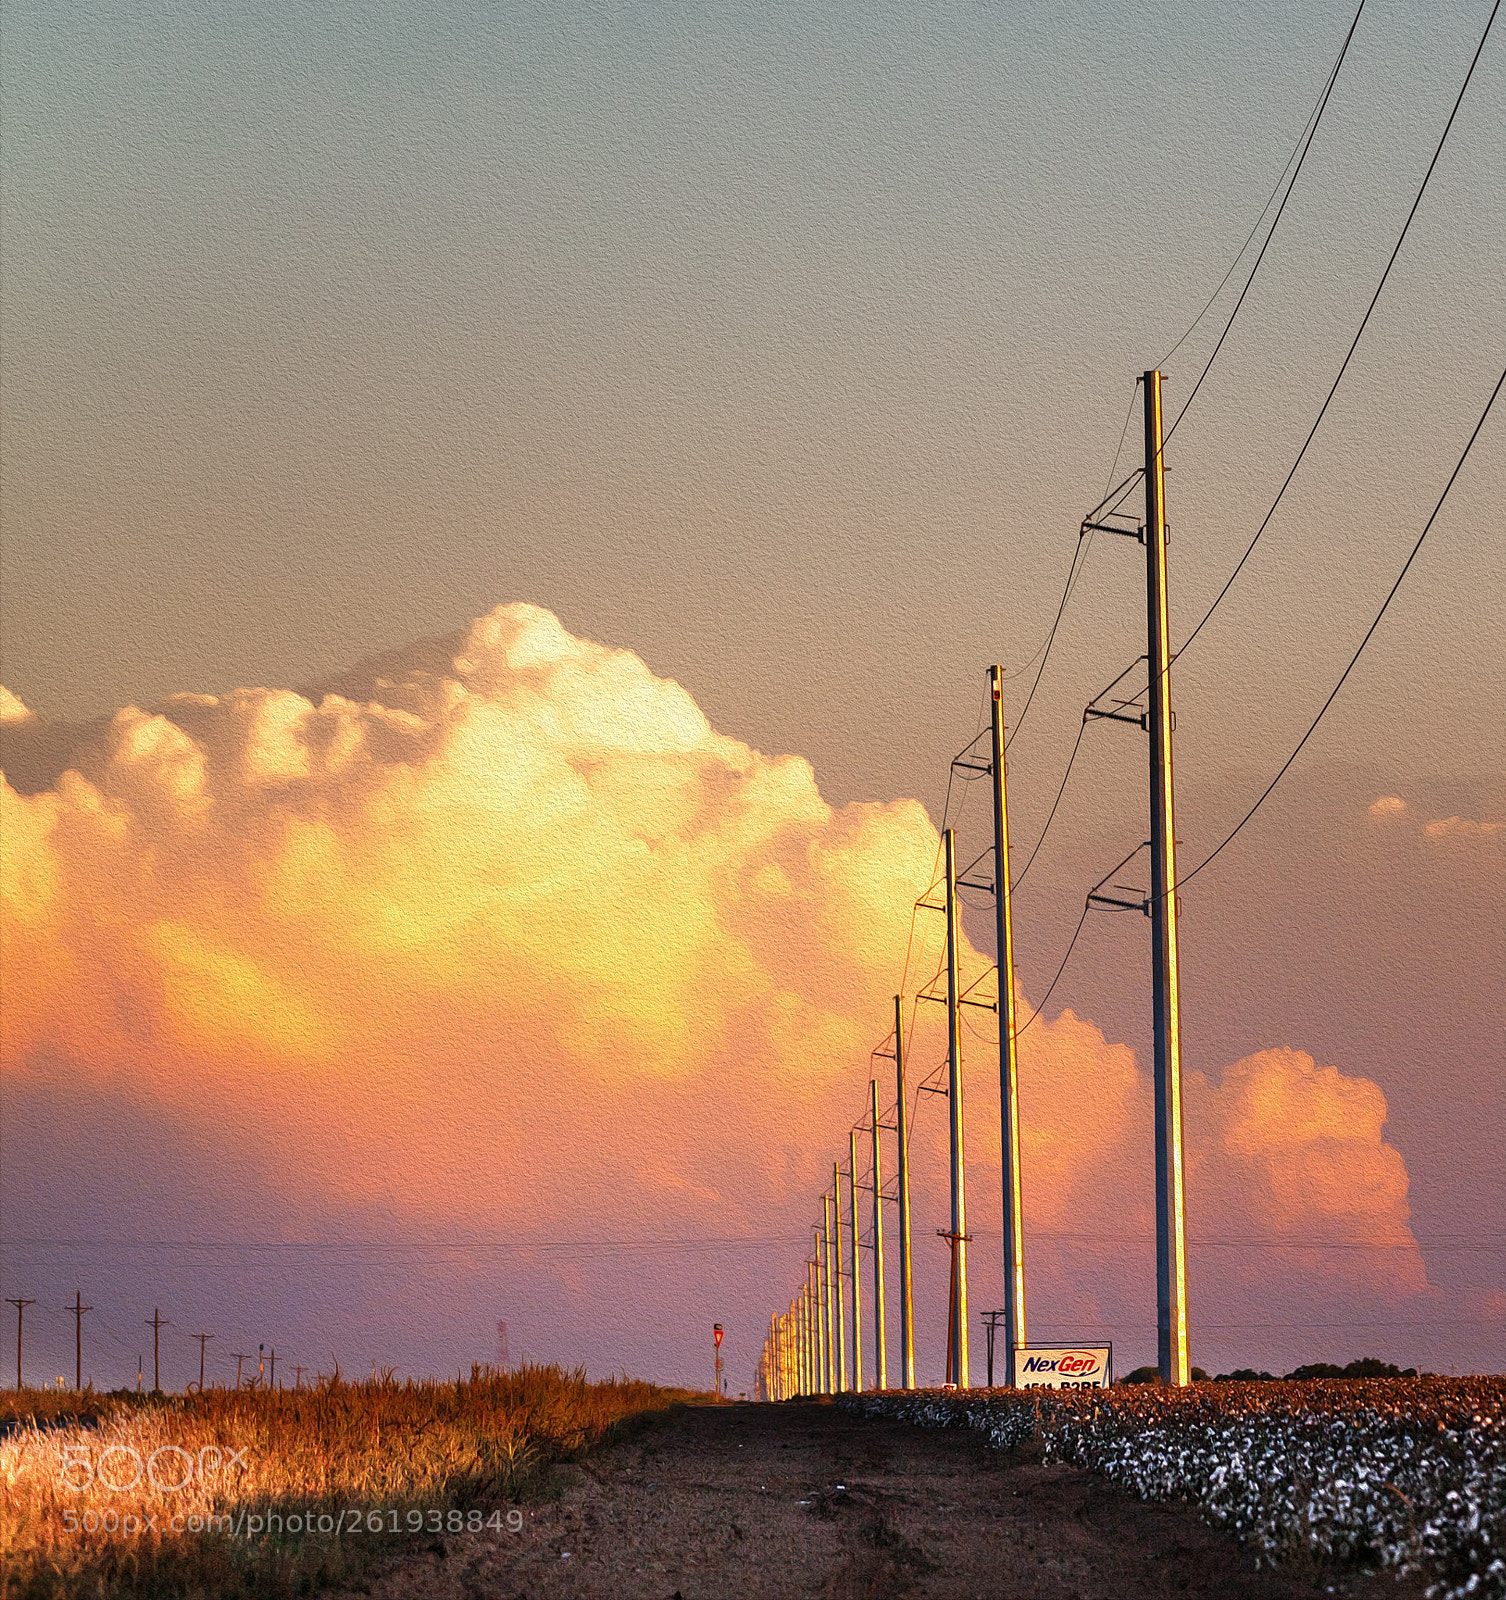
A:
1 0 1503 1390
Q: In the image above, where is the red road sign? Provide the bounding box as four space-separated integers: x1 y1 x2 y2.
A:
713 1324 724 1347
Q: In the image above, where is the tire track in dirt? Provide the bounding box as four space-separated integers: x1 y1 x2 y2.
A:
347 1399 1428 1600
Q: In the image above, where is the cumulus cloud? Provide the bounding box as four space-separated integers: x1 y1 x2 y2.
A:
1367 793 1501 840
1423 815 1503 840
1 605 1428 1374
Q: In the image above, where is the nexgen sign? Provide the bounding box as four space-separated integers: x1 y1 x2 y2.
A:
1012 1345 1112 1389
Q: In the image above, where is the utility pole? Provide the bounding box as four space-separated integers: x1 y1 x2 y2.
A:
1144 369 1191 1387
818 1218 833 1394
6 1299 34 1390
869 1078 887 1390
191 1332 214 1392
847 1132 863 1392
982 1310 1008 1388
146 1308 169 1393
231 1352 249 1390
894 995 915 1388
807 1257 818 1394
989 665 1028 1386
293 1365 306 1391
829 1174 846 1393
68 1292 92 1391
943 828 970 1388
268 1348 277 1390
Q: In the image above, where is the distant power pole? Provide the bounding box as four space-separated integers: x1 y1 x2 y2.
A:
982 1309 1008 1388
806 1257 818 1395
293 1365 306 1391
869 1078 887 1391
68 1292 92 1391
6 1299 35 1390
268 1348 277 1390
191 1333 214 1392
231 1352 249 1390
1143 369 1191 1387
145 1309 169 1393
894 995 915 1389
989 665 1028 1387
847 1132 863 1392
830 1167 846 1393
943 828 970 1388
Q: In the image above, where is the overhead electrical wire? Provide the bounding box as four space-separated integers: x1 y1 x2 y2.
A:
1164 0 1369 439
1013 365 1499 1024
1175 0 1500 660
1176 363 1503 891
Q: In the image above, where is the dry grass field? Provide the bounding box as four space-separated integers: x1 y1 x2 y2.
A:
0 1364 695 1599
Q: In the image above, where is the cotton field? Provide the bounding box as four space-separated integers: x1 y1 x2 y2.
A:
841 1377 1505 1599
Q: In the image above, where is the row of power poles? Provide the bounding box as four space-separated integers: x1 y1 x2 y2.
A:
759 371 1189 1395
4 1292 288 1395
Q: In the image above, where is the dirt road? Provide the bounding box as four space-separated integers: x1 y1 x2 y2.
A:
353 1398 1423 1600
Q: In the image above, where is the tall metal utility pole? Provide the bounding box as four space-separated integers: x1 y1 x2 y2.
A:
989 664 1028 1386
808 1257 819 1394
847 1132 863 1392
68 1292 92 1391
825 1164 838 1401
146 1308 169 1393
869 1078 887 1390
894 995 915 1388
821 1210 835 1394
812 1233 823 1393
6 1299 34 1390
798 1278 806 1395
1144 369 1191 1386
191 1332 214 1392
943 828 970 1388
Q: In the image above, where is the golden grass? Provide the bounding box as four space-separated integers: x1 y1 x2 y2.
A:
1 1363 696 1598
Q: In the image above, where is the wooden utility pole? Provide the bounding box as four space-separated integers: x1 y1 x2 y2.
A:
68 1292 92 1391
869 1077 887 1390
894 995 915 1388
231 1352 249 1389
989 665 1028 1386
943 828 970 1388
6 1299 34 1390
192 1332 214 1391
146 1308 169 1393
292 1364 306 1391
1144 369 1191 1386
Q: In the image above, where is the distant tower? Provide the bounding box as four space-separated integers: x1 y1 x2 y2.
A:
496 1321 509 1368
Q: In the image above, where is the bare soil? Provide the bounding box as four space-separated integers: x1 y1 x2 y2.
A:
348 1397 1426 1600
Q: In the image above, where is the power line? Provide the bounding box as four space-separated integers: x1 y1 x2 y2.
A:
1165 0 1369 438
1175 0 1501 659
1014 899 1091 1039
1179 363 1503 891
1011 722 1086 890
5 1235 811 1253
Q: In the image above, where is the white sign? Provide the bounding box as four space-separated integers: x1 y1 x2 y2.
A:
1013 1345 1112 1389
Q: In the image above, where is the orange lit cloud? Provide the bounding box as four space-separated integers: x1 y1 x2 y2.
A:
2 606 1426 1351
1368 792 1502 840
